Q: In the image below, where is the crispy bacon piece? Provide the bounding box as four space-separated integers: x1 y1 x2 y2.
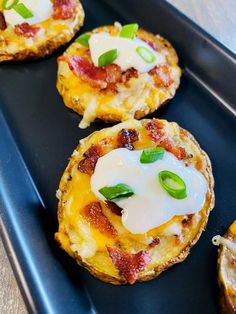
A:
0 12 7 31
67 56 107 89
122 67 138 83
78 144 102 175
66 56 123 90
117 128 139 150
105 201 122 216
145 120 186 160
182 214 194 226
52 0 76 20
142 38 157 51
105 64 122 84
231 257 236 266
149 237 160 248
14 23 40 38
146 119 164 142
149 64 174 87
107 246 151 284
160 138 187 160
82 202 117 238
65 56 141 90
175 146 187 160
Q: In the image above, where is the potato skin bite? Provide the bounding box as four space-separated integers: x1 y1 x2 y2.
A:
55 118 215 285
0 0 84 62
217 221 236 314
57 25 181 127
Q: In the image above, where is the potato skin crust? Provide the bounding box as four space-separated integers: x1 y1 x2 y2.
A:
218 222 236 314
55 119 215 285
57 25 181 126
0 0 84 62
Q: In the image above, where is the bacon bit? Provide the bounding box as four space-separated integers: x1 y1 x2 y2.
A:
14 23 40 38
176 146 187 160
146 119 165 142
231 257 236 266
82 202 117 238
66 56 123 90
105 64 122 84
149 64 174 87
122 68 139 83
67 56 107 89
145 120 186 160
107 246 151 284
160 138 187 160
105 201 122 216
0 12 7 31
142 38 157 51
117 128 139 150
52 0 76 20
182 214 194 226
78 144 102 175
149 237 160 248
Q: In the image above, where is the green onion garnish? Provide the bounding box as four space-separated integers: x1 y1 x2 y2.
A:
3 0 19 10
136 46 156 63
99 183 134 200
75 33 91 47
158 170 187 199
13 3 33 19
120 23 138 39
140 147 165 164
98 49 118 67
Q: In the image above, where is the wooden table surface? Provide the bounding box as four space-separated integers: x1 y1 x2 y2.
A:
1 1 236 313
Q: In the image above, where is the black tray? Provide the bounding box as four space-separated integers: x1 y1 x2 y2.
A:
0 1 236 313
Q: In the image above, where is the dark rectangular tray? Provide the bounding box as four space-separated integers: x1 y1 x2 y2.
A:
0 1 236 313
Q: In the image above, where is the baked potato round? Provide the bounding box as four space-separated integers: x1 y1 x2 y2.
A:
0 0 84 62
55 118 214 285
213 221 236 313
57 24 181 128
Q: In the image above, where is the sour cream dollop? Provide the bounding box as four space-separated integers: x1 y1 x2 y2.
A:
91 148 208 234
89 33 165 73
3 0 53 27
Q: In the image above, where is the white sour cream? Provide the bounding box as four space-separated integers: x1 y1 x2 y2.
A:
89 33 165 73
91 148 208 234
3 0 53 27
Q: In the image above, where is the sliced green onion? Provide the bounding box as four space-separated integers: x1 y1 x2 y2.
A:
99 183 134 201
75 33 91 47
13 3 33 19
158 170 187 199
136 46 156 63
120 23 138 39
3 0 19 10
98 49 118 67
140 147 165 164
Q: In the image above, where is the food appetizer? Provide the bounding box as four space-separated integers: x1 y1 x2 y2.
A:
0 0 84 62
55 118 214 284
57 23 181 128
213 221 236 313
